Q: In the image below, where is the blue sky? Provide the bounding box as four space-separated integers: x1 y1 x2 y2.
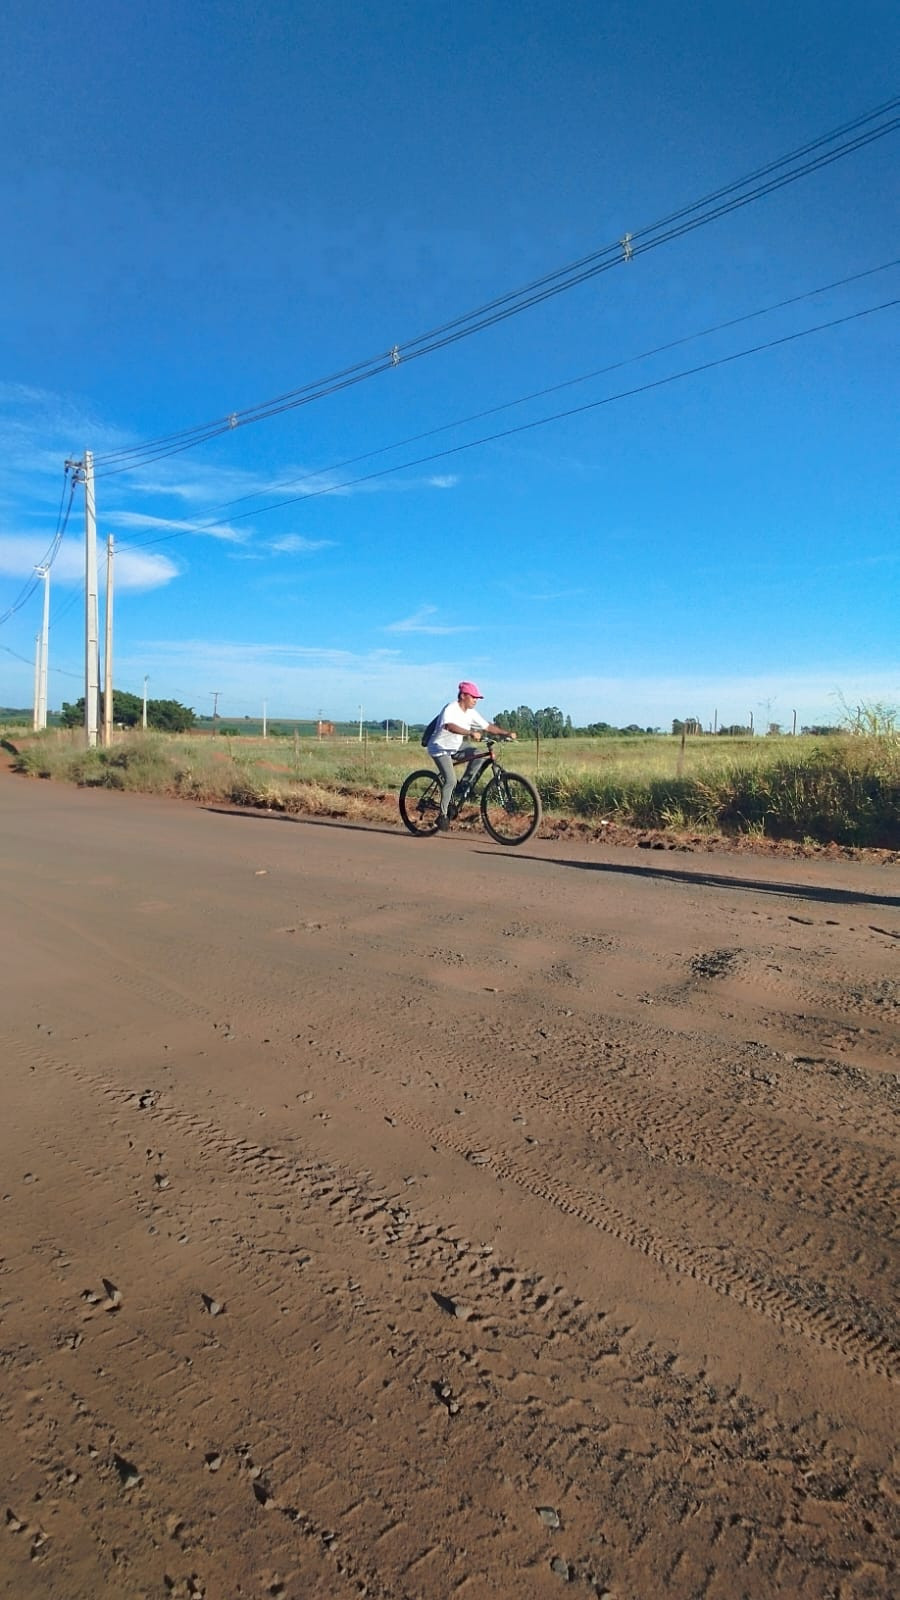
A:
1 0 897 729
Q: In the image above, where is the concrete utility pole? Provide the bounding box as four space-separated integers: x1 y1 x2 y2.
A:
142 675 149 730
83 452 99 747
262 700 267 738
358 705 363 743
64 452 98 744
35 565 50 730
103 534 114 747
33 632 41 731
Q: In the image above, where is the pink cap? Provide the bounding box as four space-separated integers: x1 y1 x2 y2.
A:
458 680 483 698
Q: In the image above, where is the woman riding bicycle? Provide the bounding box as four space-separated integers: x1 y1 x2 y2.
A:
425 680 516 832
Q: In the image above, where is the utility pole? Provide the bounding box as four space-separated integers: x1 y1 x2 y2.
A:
65 453 98 743
358 705 363 743
83 452 99 747
142 675 149 730
103 534 114 746
33 632 41 731
262 700 267 738
36 565 50 730
211 691 221 732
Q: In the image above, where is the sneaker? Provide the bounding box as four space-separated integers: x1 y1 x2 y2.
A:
436 814 450 832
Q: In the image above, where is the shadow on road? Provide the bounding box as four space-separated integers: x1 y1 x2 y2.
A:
203 804 401 841
204 805 899 913
478 852 900 910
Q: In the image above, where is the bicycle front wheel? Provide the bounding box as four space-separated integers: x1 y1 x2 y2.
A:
399 769 443 836
480 771 542 845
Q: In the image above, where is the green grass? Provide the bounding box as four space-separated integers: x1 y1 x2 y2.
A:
5 725 898 848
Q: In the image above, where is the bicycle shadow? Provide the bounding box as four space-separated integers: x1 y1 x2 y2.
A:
478 851 900 911
203 805 400 841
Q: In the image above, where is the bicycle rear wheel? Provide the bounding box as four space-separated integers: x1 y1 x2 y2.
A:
399 769 443 836
480 771 541 845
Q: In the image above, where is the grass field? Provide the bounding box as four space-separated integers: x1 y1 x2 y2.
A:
5 723 899 848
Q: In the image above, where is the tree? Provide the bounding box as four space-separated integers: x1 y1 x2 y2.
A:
533 706 565 737
151 698 196 732
494 706 535 736
59 692 195 732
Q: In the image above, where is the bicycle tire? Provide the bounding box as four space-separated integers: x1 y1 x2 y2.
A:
480 770 542 845
399 769 443 836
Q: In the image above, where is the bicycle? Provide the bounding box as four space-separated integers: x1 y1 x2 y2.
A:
399 736 542 846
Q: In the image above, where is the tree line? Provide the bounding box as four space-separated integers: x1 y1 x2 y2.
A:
494 706 656 737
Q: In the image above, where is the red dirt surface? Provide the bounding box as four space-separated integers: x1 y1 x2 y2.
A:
2 769 897 1599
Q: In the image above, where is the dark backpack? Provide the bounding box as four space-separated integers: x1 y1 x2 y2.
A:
420 714 440 748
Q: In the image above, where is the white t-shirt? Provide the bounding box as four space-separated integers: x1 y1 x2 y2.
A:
427 699 489 756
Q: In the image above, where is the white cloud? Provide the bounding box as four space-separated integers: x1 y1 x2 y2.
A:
126 456 459 513
384 604 475 636
0 536 178 591
106 509 248 544
267 534 335 553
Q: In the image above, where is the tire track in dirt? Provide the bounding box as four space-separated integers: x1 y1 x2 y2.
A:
24 1045 899 1381
463 1021 898 1235
255 1007 898 1370
5 1046 894 1599
393 1108 898 1379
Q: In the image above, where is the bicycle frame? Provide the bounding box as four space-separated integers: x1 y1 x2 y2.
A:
447 739 514 815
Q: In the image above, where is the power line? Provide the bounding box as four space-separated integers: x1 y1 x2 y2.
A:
0 641 82 679
91 98 900 478
0 469 75 627
117 295 899 553
193 258 900 523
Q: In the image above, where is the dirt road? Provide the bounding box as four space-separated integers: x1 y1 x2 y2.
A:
1 771 897 1599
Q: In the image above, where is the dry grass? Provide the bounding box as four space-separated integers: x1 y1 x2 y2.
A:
5 720 898 847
